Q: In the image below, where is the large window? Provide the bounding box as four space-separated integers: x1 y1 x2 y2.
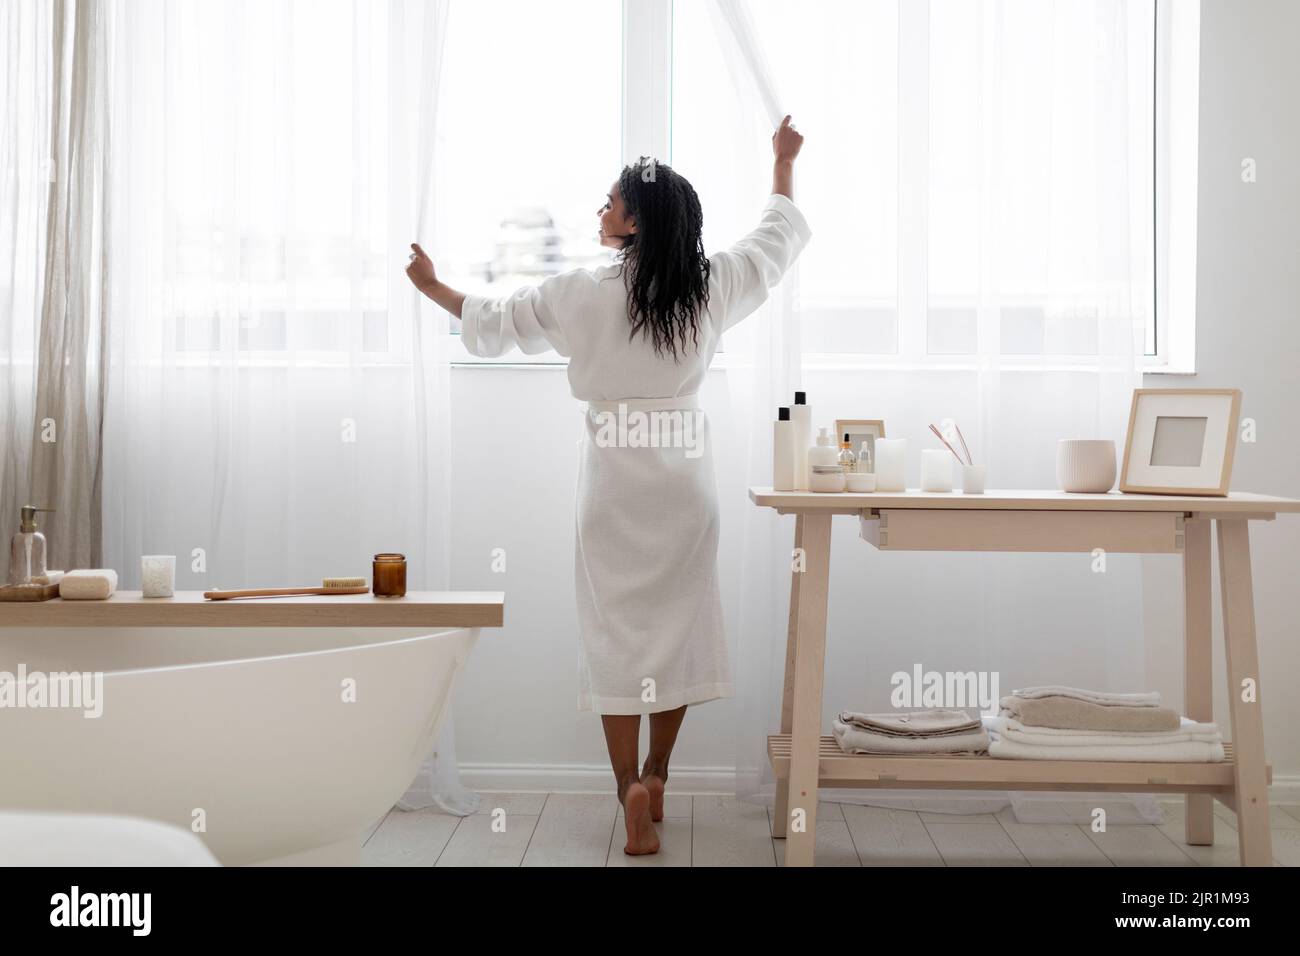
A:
453 0 1195 370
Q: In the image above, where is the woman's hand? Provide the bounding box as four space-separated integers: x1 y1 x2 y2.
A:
405 242 437 293
772 115 804 164
405 242 466 318
771 116 803 200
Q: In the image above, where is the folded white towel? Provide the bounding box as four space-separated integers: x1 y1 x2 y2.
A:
833 717 989 755
984 715 1221 747
1008 685 1160 708
987 734 1224 762
58 569 118 600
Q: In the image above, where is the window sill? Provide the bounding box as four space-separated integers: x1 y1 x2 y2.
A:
1140 362 1197 376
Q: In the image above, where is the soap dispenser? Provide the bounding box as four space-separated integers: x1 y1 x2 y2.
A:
8 505 55 586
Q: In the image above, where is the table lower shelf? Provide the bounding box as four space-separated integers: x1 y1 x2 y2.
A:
769 735 1269 796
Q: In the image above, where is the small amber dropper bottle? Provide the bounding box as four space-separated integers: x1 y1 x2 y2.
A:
838 433 857 475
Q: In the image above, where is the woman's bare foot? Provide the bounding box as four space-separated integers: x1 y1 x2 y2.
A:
622 782 660 855
640 770 666 822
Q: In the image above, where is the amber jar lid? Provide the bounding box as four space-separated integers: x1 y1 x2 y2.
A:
373 553 406 562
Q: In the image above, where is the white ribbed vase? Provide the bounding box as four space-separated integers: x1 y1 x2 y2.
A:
1056 439 1117 493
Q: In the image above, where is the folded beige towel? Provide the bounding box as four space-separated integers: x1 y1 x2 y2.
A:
833 717 989 755
836 708 982 737
59 569 118 600
1001 695 1180 732
33 570 65 586
1010 685 1160 707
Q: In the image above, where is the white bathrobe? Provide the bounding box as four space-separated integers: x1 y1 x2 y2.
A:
461 194 811 714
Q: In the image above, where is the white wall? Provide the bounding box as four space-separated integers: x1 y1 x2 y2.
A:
449 0 1300 791
1142 0 1300 785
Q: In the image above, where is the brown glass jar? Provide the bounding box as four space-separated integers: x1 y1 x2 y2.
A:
372 553 407 597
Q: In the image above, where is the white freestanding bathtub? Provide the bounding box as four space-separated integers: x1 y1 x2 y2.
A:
0 625 477 865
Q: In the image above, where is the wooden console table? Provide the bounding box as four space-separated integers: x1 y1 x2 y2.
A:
749 487 1299 867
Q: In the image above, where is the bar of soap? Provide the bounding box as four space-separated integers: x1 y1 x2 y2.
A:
59 569 119 600
34 570 66 586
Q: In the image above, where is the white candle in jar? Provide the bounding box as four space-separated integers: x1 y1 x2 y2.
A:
874 438 907 492
141 554 176 598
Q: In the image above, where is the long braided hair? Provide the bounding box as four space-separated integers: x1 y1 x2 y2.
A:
615 157 711 362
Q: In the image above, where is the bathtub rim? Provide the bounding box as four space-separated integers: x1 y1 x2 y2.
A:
0 625 478 679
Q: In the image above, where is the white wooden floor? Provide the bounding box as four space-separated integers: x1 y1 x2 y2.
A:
360 793 1300 867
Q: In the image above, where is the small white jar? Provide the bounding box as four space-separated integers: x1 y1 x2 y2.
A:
846 471 876 493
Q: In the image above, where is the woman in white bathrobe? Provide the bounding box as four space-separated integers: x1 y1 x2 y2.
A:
406 116 809 854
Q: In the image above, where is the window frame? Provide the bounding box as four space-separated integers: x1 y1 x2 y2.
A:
1147 0 1200 375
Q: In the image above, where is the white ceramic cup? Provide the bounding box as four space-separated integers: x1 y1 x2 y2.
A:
141 554 176 598
920 449 954 492
1056 439 1117 493
961 464 986 494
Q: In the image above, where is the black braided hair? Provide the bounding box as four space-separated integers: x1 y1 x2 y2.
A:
615 157 711 362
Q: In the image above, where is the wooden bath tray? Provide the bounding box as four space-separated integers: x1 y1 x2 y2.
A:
0 589 505 628
0 582 61 602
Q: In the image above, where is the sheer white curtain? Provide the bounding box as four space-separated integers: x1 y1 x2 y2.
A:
98 0 472 813
2 0 55 573
684 0 1151 820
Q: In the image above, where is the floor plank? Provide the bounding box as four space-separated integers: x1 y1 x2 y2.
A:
474 791 549 816
1268 828 1300 867
918 811 1001 825
1213 801 1300 830
840 805 944 866
691 795 776 867
1154 801 1245 867
772 806 860 867
434 811 539 867
995 808 1111 866
522 793 618 867
925 822 1027 866
361 808 460 867
1083 824 1196 866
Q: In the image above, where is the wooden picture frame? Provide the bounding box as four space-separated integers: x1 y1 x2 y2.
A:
835 419 886 466
1119 388 1241 496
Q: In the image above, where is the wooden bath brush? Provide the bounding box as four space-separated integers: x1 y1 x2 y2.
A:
202 577 369 600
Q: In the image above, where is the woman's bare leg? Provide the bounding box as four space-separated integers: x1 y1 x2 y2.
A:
642 705 687 822
601 714 658 855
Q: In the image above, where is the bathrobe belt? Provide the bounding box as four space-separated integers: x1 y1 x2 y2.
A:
585 394 699 415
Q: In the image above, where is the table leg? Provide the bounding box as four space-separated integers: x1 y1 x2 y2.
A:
1216 519 1272 866
772 513 805 839
1182 518 1214 846
782 512 832 867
